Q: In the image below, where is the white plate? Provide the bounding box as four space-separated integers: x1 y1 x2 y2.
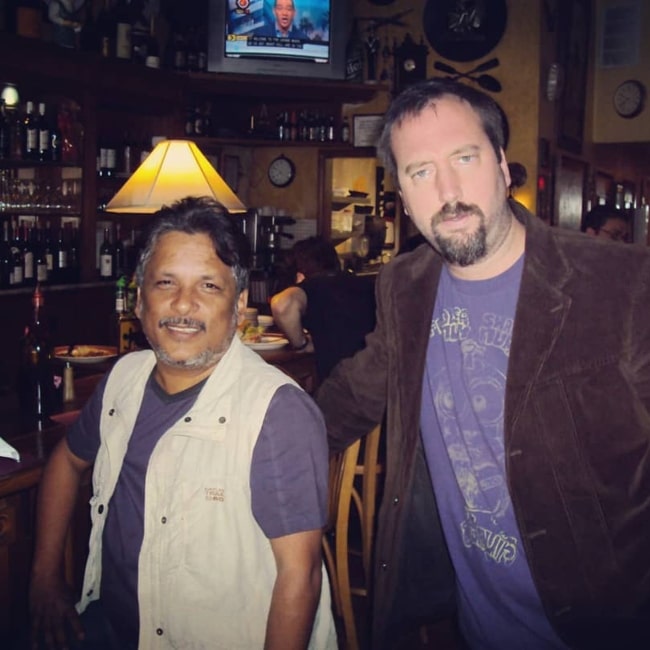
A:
54 345 118 364
244 336 289 351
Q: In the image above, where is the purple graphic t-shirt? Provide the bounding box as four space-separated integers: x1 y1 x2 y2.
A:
420 255 567 649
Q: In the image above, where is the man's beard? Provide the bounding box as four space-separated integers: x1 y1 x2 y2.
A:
147 311 238 371
430 202 487 267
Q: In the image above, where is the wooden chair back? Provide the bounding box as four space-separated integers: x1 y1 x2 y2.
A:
323 424 384 650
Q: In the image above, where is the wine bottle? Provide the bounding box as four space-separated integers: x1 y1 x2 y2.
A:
22 222 35 287
54 225 69 283
23 100 38 160
10 219 24 286
113 222 126 278
67 222 80 283
97 0 115 58
100 226 114 279
0 221 12 288
144 14 160 69
0 99 10 160
17 284 57 424
34 221 48 283
114 0 133 60
37 102 50 162
43 220 54 282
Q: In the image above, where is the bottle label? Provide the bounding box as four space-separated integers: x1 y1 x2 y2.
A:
12 266 23 284
116 23 133 59
100 254 113 277
58 251 68 268
39 129 50 153
24 251 34 279
27 128 38 151
46 253 54 271
37 263 48 282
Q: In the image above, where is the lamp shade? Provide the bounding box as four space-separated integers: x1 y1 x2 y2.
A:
105 140 246 213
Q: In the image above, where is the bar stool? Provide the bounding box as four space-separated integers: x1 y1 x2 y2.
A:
322 424 384 650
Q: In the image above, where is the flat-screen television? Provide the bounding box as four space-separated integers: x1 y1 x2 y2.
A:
207 0 349 80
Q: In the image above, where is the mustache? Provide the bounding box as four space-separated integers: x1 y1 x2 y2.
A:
158 316 206 331
435 202 480 221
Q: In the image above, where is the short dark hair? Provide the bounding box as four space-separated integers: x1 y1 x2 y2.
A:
581 204 631 233
376 78 508 178
135 196 251 293
290 236 340 278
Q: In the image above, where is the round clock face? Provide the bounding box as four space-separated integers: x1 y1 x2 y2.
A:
613 80 646 119
268 155 295 188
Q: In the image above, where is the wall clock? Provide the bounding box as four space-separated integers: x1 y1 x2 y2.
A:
393 34 429 93
423 0 508 63
613 79 646 119
268 154 296 188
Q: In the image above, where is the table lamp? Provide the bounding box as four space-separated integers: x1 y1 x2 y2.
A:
105 139 246 213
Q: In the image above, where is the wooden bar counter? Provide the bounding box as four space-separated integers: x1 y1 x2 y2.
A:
0 347 317 646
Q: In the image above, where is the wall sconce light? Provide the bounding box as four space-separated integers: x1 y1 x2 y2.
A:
1 83 20 108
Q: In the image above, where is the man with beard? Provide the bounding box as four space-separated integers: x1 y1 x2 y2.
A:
29 197 337 650
316 79 650 650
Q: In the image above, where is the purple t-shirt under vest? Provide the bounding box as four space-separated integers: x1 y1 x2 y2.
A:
68 371 328 647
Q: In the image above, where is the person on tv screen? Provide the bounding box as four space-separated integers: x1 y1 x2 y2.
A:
255 0 308 39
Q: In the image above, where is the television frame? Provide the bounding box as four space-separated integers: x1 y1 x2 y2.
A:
207 0 349 80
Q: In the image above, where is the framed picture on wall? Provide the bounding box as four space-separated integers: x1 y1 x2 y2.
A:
556 0 591 154
555 155 588 230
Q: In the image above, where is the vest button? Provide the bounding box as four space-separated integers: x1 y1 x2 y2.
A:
218 416 226 423
161 516 167 524
184 416 191 423
98 504 104 514
156 628 163 636
108 408 115 416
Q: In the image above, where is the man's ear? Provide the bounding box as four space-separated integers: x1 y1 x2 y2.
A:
296 271 305 284
236 290 249 325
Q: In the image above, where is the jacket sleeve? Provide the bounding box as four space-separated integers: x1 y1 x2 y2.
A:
315 267 391 452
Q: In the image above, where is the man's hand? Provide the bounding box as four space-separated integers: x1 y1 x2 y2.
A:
30 574 84 650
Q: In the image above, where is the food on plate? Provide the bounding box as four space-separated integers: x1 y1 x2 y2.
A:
60 346 114 358
238 320 265 343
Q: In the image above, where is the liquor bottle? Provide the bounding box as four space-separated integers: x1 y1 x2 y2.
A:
114 275 127 354
17 284 57 424
114 0 133 60
37 102 50 162
100 226 114 279
23 100 38 160
0 99 10 160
